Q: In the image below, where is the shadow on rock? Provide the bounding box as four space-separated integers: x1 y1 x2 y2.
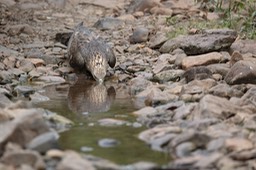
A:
67 76 116 114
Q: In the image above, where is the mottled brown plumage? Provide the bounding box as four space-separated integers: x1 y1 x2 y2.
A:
67 22 116 83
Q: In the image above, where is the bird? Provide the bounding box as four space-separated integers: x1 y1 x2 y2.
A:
67 22 116 83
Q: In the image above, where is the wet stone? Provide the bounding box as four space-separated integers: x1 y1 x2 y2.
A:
14 86 35 97
98 138 120 148
98 118 128 126
26 131 59 153
80 146 94 152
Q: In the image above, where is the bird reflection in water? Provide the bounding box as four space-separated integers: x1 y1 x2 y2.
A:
67 76 116 114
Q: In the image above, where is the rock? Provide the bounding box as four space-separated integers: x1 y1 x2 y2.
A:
29 92 50 103
133 107 157 116
1 0 16 6
184 66 212 82
135 86 178 107
26 58 45 67
129 77 153 96
194 152 223 168
181 79 217 97
36 76 66 83
3 56 17 69
80 146 94 152
149 32 169 49
0 94 13 109
170 130 210 148
173 103 197 120
26 131 59 153
17 2 48 10
0 45 19 56
94 17 124 30
17 59 35 72
153 53 176 74
181 52 223 69
0 109 50 150
225 60 256 85
56 151 95 170
238 87 256 112
160 29 237 55
225 138 253 152
209 84 245 98
55 32 72 46
42 110 73 132
46 149 65 159
79 0 126 9
230 51 243 67
207 138 225 151
139 125 181 150
14 86 35 97
230 149 256 161
22 41 46 49
1 143 45 169
98 138 120 148
169 156 202 169
7 24 34 36
84 154 120 170
207 63 230 77
46 0 67 8
129 27 149 44
123 161 159 170
216 156 244 170
128 0 161 13
117 14 136 21
193 94 251 120
98 118 128 126
231 39 256 55
175 142 196 157
153 69 184 83
150 7 173 15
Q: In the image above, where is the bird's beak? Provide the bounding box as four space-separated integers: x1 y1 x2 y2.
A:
98 79 104 84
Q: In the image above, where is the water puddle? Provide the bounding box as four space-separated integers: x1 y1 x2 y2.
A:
36 76 169 165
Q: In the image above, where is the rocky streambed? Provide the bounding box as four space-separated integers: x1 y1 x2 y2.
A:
1 0 256 169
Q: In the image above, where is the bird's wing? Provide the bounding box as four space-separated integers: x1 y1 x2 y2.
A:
97 38 116 68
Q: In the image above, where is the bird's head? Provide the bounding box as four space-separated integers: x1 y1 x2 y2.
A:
87 52 107 83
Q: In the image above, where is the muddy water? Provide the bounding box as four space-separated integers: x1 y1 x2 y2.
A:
37 77 169 165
